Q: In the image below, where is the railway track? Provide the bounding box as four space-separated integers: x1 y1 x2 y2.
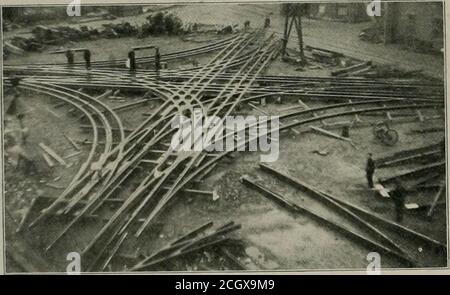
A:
8 33 243 68
3 29 446 271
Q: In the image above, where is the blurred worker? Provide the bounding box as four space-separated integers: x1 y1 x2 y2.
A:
341 125 350 138
9 76 21 97
154 48 161 73
66 49 74 66
366 153 375 188
127 50 136 72
6 94 26 128
83 49 91 70
244 20 250 28
391 179 407 222
5 133 33 172
264 16 271 28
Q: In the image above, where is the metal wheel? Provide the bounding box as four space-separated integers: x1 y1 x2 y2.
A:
382 129 399 146
373 121 389 139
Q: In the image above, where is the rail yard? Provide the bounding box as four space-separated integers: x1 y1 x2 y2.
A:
2 3 447 272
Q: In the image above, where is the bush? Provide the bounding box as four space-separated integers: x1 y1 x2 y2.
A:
164 14 183 34
142 12 184 36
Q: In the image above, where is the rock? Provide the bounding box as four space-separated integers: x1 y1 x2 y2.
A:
245 246 264 262
212 191 220 201
265 260 280 269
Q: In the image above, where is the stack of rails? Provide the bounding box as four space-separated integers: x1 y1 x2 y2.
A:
9 31 274 271
241 164 447 268
4 81 126 201
5 68 444 103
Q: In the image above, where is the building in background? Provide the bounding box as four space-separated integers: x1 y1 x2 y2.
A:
384 1 443 52
306 1 443 53
106 6 143 17
308 3 370 23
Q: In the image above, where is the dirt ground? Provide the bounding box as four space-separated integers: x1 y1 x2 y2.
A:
168 3 445 79
3 4 447 272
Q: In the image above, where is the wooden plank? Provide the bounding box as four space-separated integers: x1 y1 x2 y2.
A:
331 61 372 77
427 184 445 217
310 125 357 149
298 99 310 110
248 102 300 135
65 151 83 159
380 161 445 184
63 134 81 151
101 232 128 271
41 152 55 168
38 143 68 167
16 197 38 233
5 42 25 55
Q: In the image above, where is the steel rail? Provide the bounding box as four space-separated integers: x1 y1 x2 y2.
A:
26 52 192 224
7 62 443 87
51 85 128 214
165 103 443 222
8 33 242 67
3 33 258 80
9 63 443 95
5 62 444 97
19 82 126 215
257 164 417 264
15 83 102 214
77 38 280 261
132 40 282 239
54 97 440 254
92 34 241 68
7 29 444 270
241 176 416 267
18 75 443 101
41 32 267 250
12 75 443 106
9 67 443 95
74 40 276 268
27 79 442 268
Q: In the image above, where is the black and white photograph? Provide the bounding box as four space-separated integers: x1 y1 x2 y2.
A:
1 0 448 274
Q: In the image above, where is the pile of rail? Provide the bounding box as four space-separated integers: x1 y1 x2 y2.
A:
4 29 445 271
242 163 446 267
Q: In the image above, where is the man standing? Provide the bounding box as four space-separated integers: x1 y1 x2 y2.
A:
66 49 74 66
366 153 376 188
7 77 27 128
127 50 136 72
83 49 91 70
154 47 161 73
264 16 271 28
391 179 407 222
264 13 271 29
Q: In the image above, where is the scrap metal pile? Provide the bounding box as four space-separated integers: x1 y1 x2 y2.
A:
4 29 446 271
